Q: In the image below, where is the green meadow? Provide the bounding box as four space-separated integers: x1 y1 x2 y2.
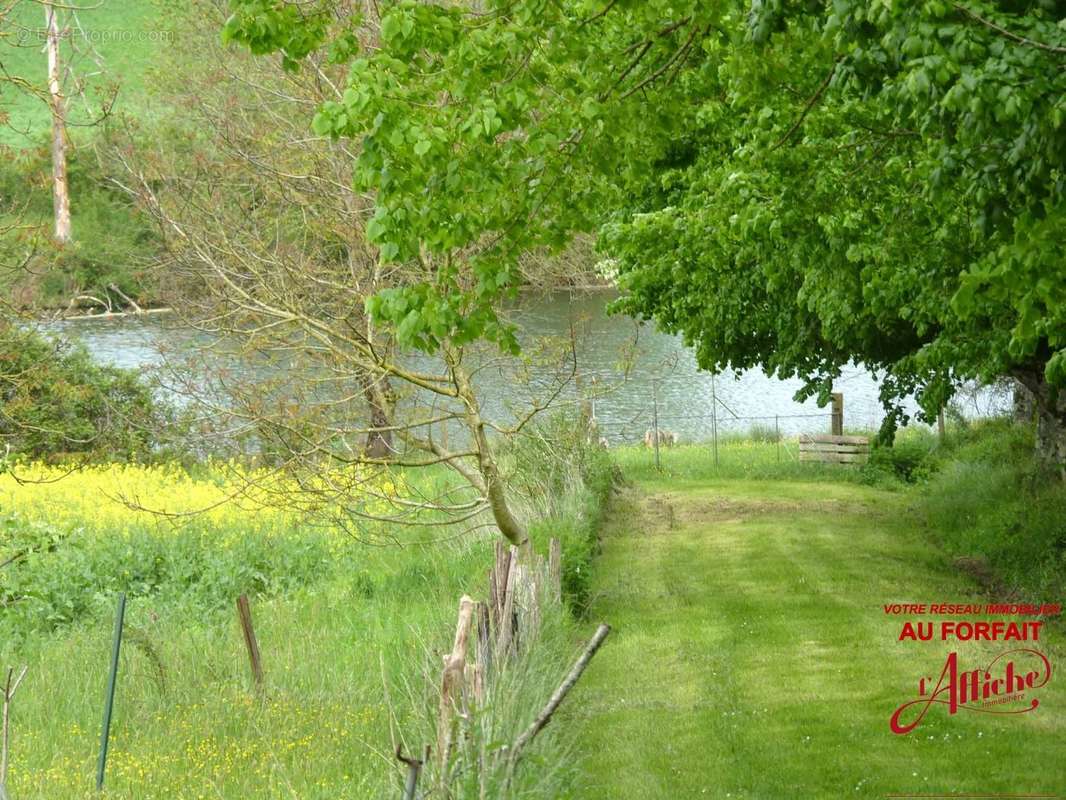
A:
0 446 612 799
0 1 168 145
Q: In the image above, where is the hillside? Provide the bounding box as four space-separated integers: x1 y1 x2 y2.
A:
0 1 169 146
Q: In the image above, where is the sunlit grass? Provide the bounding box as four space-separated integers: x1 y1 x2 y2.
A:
575 455 1066 798
0 458 603 798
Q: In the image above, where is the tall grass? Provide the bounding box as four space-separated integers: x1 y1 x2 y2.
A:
918 419 1066 600
0 420 613 798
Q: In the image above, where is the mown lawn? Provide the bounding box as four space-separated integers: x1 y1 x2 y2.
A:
574 446 1066 798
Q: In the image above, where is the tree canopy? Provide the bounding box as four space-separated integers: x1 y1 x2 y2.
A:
220 0 1066 453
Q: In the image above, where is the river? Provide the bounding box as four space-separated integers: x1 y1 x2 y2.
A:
45 290 1009 443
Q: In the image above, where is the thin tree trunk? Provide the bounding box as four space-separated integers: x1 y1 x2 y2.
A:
363 378 393 458
45 2 72 245
446 347 529 548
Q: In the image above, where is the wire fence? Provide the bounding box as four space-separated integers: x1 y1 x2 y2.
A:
586 379 872 471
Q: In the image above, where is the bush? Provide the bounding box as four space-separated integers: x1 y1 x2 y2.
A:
862 429 940 484
0 139 158 309
0 324 168 460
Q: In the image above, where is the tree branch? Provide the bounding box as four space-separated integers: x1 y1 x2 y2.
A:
771 55 843 151
952 3 1066 55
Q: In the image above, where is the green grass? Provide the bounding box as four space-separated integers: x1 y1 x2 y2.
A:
611 438 872 486
574 441 1066 798
0 445 612 799
919 419 1066 600
0 1 176 307
6 546 589 799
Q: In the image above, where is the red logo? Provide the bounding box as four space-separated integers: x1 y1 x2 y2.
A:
890 648 1052 734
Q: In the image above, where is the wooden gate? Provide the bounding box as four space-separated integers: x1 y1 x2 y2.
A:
798 434 870 464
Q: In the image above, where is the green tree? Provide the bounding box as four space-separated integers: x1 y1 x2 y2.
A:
218 0 1066 460
607 0 1066 458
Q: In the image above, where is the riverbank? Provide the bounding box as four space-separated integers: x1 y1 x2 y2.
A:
573 436 1066 798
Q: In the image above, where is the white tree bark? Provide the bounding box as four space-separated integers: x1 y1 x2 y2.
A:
45 2 72 245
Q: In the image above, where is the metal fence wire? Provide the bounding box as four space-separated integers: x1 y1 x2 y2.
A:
587 378 848 470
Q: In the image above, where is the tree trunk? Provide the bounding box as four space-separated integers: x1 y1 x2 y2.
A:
446 348 529 548
1013 369 1066 468
45 2 72 245
1013 379 1035 425
363 378 393 459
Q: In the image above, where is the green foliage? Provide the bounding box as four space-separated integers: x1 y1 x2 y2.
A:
506 412 616 612
1 515 586 799
0 325 165 459
220 0 717 354
220 0 1066 444
0 511 331 638
604 1 1066 438
0 446 613 797
863 429 940 484
920 418 1066 599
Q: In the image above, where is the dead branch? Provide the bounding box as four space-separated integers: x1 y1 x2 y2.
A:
0 666 29 800
508 623 610 763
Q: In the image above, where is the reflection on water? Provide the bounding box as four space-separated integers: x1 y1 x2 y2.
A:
45 291 1009 443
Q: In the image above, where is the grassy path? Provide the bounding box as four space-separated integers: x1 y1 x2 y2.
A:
573 471 1066 799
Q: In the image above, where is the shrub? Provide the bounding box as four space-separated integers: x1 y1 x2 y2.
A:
0 324 168 460
0 139 159 309
862 428 940 484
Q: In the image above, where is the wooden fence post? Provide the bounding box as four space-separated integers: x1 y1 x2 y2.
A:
831 392 844 436
474 602 490 706
652 381 661 473
497 549 518 656
237 594 264 689
548 538 562 603
1 666 28 800
437 596 475 780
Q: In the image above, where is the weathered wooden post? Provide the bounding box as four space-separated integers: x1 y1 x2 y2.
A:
1 667 28 800
474 602 491 704
831 392 844 436
548 538 562 603
497 548 518 655
437 596 475 783
711 374 720 469
237 594 264 689
652 381 661 472
97 593 126 792
775 415 780 462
